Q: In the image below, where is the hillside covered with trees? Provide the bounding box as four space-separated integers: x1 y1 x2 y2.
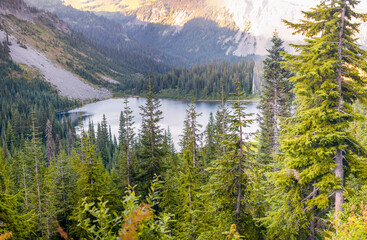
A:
115 58 261 99
1 0 367 239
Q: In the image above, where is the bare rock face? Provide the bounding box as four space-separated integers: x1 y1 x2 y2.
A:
220 0 367 54
36 11 71 34
0 0 34 22
60 0 367 57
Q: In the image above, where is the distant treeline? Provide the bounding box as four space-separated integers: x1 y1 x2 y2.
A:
115 60 257 99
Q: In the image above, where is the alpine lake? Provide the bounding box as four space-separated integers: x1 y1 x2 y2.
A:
64 97 260 149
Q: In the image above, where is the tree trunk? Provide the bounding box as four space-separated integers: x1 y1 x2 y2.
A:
335 149 344 214
310 185 317 239
188 177 192 212
46 203 50 240
33 140 42 216
61 157 65 202
335 2 346 217
32 120 43 237
55 134 60 157
150 106 156 172
192 115 197 168
22 159 28 209
67 128 73 157
45 120 54 165
126 120 131 186
236 88 243 215
273 83 279 154
221 79 226 153
188 181 194 237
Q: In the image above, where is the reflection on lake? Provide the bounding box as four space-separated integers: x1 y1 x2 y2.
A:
69 98 260 149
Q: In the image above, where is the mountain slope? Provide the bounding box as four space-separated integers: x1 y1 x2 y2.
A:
59 0 367 57
0 0 119 99
105 14 252 63
0 30 111 99
25 0 249 65
0 0 174 100
25 0 191 67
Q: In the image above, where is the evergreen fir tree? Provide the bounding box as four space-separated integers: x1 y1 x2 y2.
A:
159 128 180 225
258 31 293 164
0 147 11 194
88 120 95 144
5 121 14 152
137 73 165 193
77 130 108 200
97 115 110 168
119 98 135 185
162 127 176 165
0 189 35 239
45 119 54 165
202 80 259 238
55 133 60 157
204 112 218 164
265 0 367 238
49 151 74 234
179 100 203 168
215 76 230 154
70 130 109 238
111 98 136 197
43 164 57 239
21 114 48 237
175 101 203 239
67 127 73 156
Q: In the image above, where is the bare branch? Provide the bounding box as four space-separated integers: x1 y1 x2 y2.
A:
346 137 367 155
302 188 319 202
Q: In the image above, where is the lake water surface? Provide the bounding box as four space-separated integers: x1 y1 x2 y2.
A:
69 98 260 149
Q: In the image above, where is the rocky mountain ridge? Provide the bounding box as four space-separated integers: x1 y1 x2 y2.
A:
0 0 139 100
60 0 367 56
25 0 247 65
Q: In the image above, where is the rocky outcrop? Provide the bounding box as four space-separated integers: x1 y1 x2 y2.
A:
0 0 34 22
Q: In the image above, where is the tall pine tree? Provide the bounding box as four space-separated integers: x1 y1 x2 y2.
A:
45 119 54 165
265 0 367 238
258 31 293 164
111 98 136 197
119 98 135 185
175 101 203 239
202 81 259 238
0 148 35 239
137 73 165 193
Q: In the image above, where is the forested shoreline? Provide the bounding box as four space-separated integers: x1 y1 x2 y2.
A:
114 59 261 100
2 0 367 239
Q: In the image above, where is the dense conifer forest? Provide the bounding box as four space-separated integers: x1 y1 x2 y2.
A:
1 0 367 239
0 39 78 151
115 59 258 99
